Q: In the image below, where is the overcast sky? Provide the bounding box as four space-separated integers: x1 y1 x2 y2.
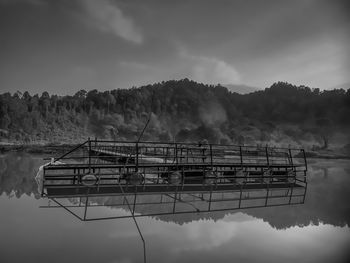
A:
0 0 349 95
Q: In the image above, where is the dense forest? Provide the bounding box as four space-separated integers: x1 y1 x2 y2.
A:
0 79 349 151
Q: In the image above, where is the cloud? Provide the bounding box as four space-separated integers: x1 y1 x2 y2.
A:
199 101 227 126
179 50 241 85
193 57 240 85
247 38 349 89
119 61 151 71
80 0 142 44
0 0 46 5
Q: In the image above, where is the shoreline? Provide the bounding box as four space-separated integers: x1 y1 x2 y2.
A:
1 143 349 160
0 143 77 155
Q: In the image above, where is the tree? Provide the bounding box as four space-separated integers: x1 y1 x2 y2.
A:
74 89 87 98
39 92 50 117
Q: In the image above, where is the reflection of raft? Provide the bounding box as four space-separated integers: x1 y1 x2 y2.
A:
40 181 308 221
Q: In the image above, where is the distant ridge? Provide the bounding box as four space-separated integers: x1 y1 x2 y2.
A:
224 84 259 94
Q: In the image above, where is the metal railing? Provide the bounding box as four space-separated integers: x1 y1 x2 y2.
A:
42 139 308 196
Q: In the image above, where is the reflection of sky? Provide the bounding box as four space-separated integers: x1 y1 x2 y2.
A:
243 160 350 229
1 154 350 262
1 194 349 263
2 153 350 229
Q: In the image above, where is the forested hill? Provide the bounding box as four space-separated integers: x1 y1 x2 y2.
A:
1 79 349 150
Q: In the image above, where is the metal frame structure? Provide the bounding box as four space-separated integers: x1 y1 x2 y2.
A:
38 138 308 220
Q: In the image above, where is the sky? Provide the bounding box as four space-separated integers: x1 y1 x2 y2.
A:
0 0 349 95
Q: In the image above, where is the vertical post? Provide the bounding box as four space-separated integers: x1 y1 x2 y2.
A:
302 149 308 171
238 186 243 208
136 142 139 172
265 186 269 206
165 147 168 164
289 185 294 204
41 167 45 197
180 147 183 164
210 144 213 169
208 188 213 211
157 167 160 184
78 168 81 185
181 166 185 190
88 137 91 173
172 188 177 213
84 196 89 220
265 146 269 166
175 143 178 167
201 146 205 163
288 148 293 167
239 146 243 166
186 147 189 163
133 193 137 215
303 182 307 203
73 168 76 185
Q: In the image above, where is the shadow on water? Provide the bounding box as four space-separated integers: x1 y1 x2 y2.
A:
0 152 349 229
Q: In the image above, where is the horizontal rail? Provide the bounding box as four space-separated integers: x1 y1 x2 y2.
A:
40 193 306 209
91 139 305 151
43 183 304 198
44 163 301 170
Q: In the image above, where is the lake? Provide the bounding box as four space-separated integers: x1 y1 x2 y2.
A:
0 152 349 263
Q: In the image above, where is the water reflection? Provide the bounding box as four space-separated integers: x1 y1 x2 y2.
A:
0 152 43 198
1 153 349 228
242 162 350 229
1 153 350 263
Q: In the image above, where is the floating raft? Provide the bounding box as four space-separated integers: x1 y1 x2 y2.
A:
40 139 308 198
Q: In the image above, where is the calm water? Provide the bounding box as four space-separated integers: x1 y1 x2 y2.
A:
1 152 350 263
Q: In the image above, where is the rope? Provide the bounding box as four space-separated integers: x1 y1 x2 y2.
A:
117 182 147 263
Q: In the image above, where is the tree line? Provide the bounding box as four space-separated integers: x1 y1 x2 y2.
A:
0 79 349 149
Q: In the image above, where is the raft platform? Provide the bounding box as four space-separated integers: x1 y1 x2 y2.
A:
38 139 307 220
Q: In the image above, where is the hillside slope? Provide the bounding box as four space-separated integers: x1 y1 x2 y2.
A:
1 79 349 152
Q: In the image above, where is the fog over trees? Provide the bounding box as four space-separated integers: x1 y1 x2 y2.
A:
1 79 349 150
